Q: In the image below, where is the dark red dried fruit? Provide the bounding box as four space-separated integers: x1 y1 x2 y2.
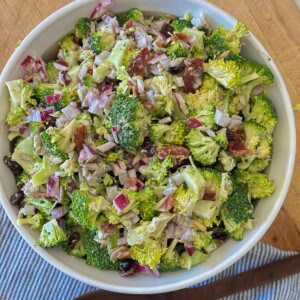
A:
68 232 81 250
183 58 204 93
10 191 25 206
203 189 216 201
128 48 152 76
3 155 22 177
119 259 137 277
158 145 190 159
160 23 174 38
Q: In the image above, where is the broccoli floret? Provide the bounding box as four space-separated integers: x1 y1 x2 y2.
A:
140 156 173 184
75 17 90 39
33 83 60 103
173 184 199 216
183 27 205 58
6 106 25 126
221 182 252 240
31 156 59 187
179 250 208 269
130 238 167 269
191 105 217 130
166 40 189 59
82 230 119 270
23 197 53 216
71 190 109 230
21 85 37 110
234 169 275 199
104 205 121 225
82 73 94 89
127 187 158 221
193 231 213 250
150 121 187 146
243 120 266 150
88 31 116 55
204 21 248 58
204 59 242 90
60 35 77 51
103 173 114 187
159 238 182 272
247 158 270 173
171 18 193 32
109 93 150 152
106 152 123 163
185 129 220 166
16 171 30 187
17 213 45 230
185 74 222 111
247 95 277 135
215 128 228 149
40 131 69 160
46 61 59 84
116 12 128 26
218 150 236 172
127 8 146 24
37 219 67 248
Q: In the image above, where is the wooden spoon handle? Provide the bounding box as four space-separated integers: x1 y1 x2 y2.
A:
75 254 300 300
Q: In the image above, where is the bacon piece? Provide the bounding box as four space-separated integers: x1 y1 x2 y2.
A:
139 98 156 111
158 145 190 159
227 130 252 156
123 19 133 30
171 32 190 44
183 58 203 93
187 117 203 129
74 124 87 152
128 48 152 76
101 220 116 235
203 189 216 201
123 177 144 191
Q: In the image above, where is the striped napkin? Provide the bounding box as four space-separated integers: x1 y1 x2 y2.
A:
0 205 299 300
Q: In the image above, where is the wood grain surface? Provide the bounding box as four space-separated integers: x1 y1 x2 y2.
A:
0 0 299 251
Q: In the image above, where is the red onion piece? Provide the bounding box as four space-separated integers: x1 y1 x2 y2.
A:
113 193 130 212
135 263 153 275
128 169 137 178
112 131 119 144
90 0 112 20
152 266 160 278
187 117 203 129
148 54 167 65
119 172 129 185
40 107 55 122
83 144 97 161
21 55 34 68
112 125 120 133
53 60 68 71
47 176 60 199
28 110 42 122
51 206 69 219
58 70 72 86
214 109 231 127
174 93 188 115
45 91 62 105
61 104 81 120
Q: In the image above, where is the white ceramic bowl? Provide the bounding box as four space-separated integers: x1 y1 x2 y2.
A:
0 0 296 294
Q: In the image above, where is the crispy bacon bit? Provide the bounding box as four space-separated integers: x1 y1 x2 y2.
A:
123 177 144 191
128 48 152 76
74 124 87 152
158 145 190 159
139 98 156 111
132 85 138 97
227 130 252 156
160 23 174 38
203 189 216 201
123 19 133 30
183 58 203 93
187 117 203 129
171 32 190 44
101 220 116 234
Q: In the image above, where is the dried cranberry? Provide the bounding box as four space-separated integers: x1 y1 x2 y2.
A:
68 232 81 250
119 259 137 277
3 155 22 177
10 191 24 206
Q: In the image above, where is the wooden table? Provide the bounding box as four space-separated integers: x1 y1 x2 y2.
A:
0 0 299 251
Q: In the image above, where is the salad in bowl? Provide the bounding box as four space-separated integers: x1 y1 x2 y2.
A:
3 0 277 278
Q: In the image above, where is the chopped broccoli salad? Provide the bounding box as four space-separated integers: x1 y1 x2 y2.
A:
4 0 277 277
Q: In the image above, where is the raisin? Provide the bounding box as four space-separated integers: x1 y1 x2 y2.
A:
160 23 174 38
10 191 24 206
3 155 22 177
68 232 81 250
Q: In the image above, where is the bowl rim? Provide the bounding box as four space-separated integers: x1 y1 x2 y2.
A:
0 0 296 294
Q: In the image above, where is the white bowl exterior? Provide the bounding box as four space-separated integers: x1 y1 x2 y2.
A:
0 0 296 294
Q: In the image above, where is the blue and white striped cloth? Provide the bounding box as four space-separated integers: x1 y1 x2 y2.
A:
0 205 299 300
